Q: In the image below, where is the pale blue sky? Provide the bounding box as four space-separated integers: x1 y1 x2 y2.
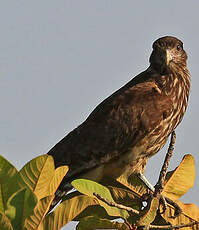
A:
0 1 198 229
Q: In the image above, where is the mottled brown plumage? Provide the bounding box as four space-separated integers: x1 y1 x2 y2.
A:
48 36 190 207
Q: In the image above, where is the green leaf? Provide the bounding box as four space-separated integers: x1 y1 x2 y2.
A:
25 196 54 230
43 193 97 230
162 154 195 200
71 190 122 221
46 166 69 197
76 216 129 230
0 155 18 212
117 173 147 196
159 199 199 227
5 155 51 202
7 155 68 202
5 188 37 230
0 155 18 182
108 186 141 210
0 211 13 230
74 204 116 221
25 164 68 230
18 155 55 199
72 179 129 220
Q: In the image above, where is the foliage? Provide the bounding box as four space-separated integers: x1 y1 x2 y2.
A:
0 154 198 229
0 155 68 230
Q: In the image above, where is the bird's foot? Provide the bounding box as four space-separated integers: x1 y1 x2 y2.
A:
162 197 182 218
153 183 182 217
141 189 182 218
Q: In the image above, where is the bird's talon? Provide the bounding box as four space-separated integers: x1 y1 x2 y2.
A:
140 193 165 214
165 197 182 218
158 195 167 214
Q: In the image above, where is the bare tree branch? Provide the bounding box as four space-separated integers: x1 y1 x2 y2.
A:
93 192 139 215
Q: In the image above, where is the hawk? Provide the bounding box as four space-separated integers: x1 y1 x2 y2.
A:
48 36 190 208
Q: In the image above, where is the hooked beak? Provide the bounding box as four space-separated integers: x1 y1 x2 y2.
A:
166 49 173 65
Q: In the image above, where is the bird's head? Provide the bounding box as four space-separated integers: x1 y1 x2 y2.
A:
149 36 187 74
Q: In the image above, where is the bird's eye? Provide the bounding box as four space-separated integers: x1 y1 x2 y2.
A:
176 44 183 51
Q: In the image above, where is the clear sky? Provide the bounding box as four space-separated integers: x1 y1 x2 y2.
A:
0 1 198 229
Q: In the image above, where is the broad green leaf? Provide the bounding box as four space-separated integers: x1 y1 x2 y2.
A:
4 175 22 204
162 154 195 200
5 155 53 202
67 191 117 221
117 173 147 196
160 200 199 225
178 202 199 220
76 216 129 230
0 211 13 230
0 155 18 212
24 165 68 229
19 155 55 199
46 166 69 197
25 196 54 230
0 155 18 181
75 186 141 222
5 188 37 230
72 179 130 220
108 186 141 210
43 194 97 230
74 205 116 221
7 154 68 201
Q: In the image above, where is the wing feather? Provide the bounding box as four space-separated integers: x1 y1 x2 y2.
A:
48 69 173 180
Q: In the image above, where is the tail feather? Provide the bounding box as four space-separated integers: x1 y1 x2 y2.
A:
48 183 73 213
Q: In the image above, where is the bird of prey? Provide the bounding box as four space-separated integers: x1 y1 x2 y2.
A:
48 36 190 208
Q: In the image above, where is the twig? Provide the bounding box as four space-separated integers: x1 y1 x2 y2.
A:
143 221 199 229
154 131 176 196
93 192 139 215
93 191 198 229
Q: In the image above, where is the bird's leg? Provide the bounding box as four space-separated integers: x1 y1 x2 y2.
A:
137 172 155 192
137 174 170 213
137 131 176 193
140 131 182 217
137 172 157 210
